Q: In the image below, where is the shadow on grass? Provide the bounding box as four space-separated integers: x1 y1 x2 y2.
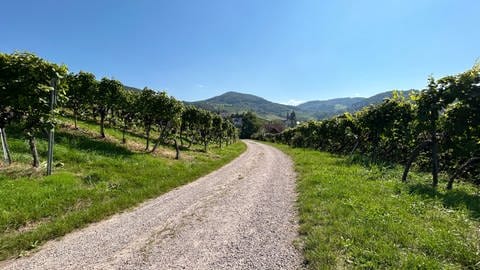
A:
409 183 480 220
56 131 133 157
61 114 148 141
344 153 398 168
2 124 133 159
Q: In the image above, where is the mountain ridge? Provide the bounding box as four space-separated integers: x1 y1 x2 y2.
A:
123 86 414 121
188 90 414 120
188 91 300 120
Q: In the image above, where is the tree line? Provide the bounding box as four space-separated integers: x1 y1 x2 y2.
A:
257 64 480 190
0 52 237 168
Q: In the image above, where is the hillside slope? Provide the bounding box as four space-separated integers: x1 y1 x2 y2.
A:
189 91 306 120
350 90 415 110
297 97 365 119
190 90 416 121
0 116 245 260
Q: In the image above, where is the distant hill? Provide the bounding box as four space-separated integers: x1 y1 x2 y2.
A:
297 97 365 119
190 90 417 121
350 90 415 110
188 91 307 120
123 85 143 92
123 87 416 121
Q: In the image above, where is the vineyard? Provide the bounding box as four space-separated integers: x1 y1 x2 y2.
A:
0 52 237 170
0 51 246 260
258 64 480 190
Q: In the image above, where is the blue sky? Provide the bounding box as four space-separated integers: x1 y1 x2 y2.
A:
1 0 479 104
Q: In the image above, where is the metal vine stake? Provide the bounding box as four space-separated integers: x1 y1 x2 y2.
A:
46 78 58 175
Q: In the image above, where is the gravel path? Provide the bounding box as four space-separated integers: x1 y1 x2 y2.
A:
2 140 302 270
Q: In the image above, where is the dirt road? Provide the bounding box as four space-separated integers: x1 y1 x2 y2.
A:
2 140 301 270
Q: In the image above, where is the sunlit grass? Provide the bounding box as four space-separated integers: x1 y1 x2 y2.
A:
0 117 246 260
271 143 480 269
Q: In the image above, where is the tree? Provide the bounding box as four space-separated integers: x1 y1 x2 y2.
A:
0 52 68 167
0 53 14 165
96 78 123 138
117 89 138 144
211 114 224 147
239 112 261 139
256 64 479 190
198 109 213 152
136 88 156 150
66 71 98 129
224 120 237 145
180 106 200 148
287 111 297 127
440 64 480 189
150 92 184 153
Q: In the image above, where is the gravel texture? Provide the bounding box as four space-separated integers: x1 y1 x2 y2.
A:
2 140 302 270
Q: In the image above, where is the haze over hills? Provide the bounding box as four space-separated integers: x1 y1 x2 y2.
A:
188 90 414 120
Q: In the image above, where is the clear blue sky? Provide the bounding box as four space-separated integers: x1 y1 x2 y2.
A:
1 0 478 104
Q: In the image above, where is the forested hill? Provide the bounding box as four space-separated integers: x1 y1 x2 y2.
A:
188 91 304 120
349 90 416 110
188 90 415 120
296 97 365 119
123 85 143 92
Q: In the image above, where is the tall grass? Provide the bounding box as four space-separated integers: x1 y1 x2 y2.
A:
272 144 480 269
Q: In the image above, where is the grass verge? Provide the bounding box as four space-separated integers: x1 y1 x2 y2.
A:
0 118 246 261
271 143 480 269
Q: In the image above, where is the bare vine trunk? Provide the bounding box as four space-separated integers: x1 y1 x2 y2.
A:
431 130 439 187
151 126 167 153
145 126 151 151
402 140 431 182
0 128 12 165
122 122 127 144
187 135 193 149
349 137 360 156
100 111 106 138
179 126 185 146
174 138 180 160
73 108 78 129
28 135 40 168
446 157 480 190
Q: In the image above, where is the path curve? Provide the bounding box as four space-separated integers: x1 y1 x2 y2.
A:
2 140 301 270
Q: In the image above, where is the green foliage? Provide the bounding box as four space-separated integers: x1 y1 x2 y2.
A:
151 92 183 142
197 108 213 151
192 90 414 121
0 52 68 167
0 52 68 129
0 117 246 260
65 71 98 128
116 88 139 143
239 111 262 139
263 65 480 189
136 87 157 150
0 50 242 261
1 52 238 167
96 78 124 137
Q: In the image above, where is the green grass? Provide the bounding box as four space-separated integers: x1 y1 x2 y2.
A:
0 117 246 260
271 144 480 269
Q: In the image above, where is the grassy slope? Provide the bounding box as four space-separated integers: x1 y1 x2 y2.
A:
271 144 480 269
0 117 246 260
